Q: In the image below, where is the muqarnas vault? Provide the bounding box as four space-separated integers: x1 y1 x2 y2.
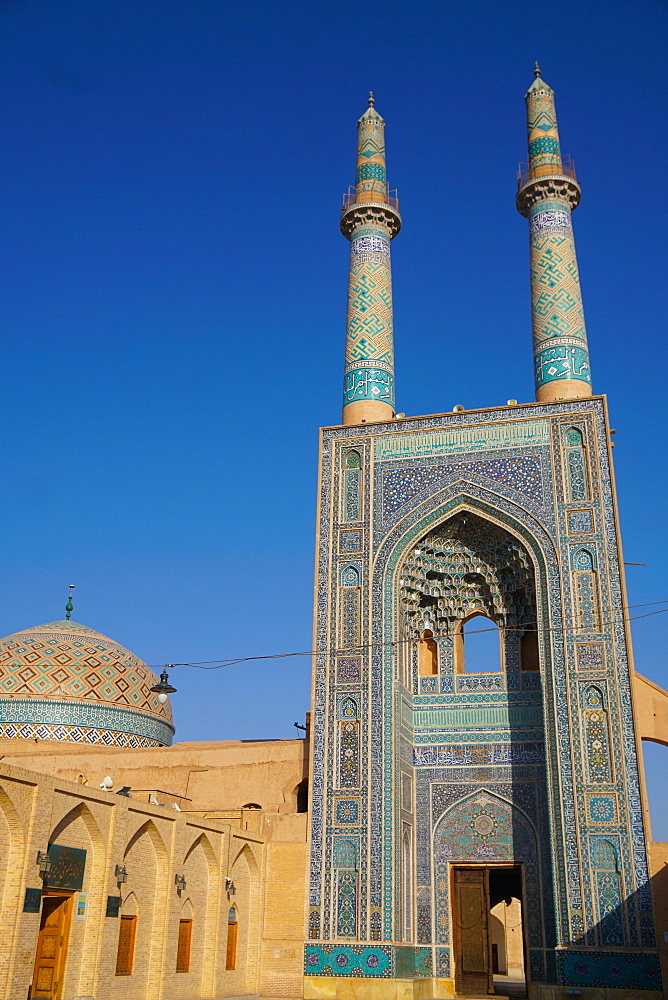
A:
305 72 662 999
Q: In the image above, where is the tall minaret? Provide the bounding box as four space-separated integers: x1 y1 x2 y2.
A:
341 93 401 425
516 65 593 403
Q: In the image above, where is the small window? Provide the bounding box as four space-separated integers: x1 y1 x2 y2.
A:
226 907 238 970
242 803 262 810
296 778 309 813
176 918 192 973
115 915 137 976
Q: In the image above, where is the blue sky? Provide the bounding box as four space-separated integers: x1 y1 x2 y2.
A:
1 1 667 828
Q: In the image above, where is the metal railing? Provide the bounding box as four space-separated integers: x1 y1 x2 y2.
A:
517 155 577 189
341 185 399 213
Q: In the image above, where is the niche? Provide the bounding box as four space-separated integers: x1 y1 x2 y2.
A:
418 629 438 676
520 626 540 672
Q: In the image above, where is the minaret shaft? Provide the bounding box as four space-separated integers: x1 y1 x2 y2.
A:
341 95 400 425
517 69 593 402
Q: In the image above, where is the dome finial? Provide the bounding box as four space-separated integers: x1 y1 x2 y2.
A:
65 584 75 620
368 91 375 107
534 61 542 78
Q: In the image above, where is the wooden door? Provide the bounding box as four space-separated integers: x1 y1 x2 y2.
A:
31 893 72 1000
453 867 492 996
225 915 238 970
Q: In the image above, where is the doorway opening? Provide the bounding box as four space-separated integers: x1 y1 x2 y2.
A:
30 891 74 1000
452 865 526 997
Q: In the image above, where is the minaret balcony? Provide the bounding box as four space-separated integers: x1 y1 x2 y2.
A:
341 185 399 213
516 158 581 217
516 155 577 189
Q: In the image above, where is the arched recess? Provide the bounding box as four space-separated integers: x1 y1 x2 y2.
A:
381 486 556 653
418 629 438 675
432 790 542 954
227 842 261 992
47 801 106 1000
111 820 168 1000
182 832 218 991
398 509 540 660
0 783 27 998
370 484 559 946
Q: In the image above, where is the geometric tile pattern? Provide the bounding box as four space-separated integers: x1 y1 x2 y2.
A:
567 508 594 534
587 794 617 825
304 944 432 978
521 73 592 393
558 950 661 990
0 721 164 748
382 456 543 518
0 619 174 745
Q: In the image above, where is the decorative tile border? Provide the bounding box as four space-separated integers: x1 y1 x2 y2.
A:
558 949 661 990
304 944 432 978
0 697 174 744
0 721 165 748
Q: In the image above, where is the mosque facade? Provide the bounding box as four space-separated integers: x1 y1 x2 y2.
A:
304 71 668 999
0 69 667 1000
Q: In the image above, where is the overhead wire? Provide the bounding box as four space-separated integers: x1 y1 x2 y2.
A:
148 598 668 671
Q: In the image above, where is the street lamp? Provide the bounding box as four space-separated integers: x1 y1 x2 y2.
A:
36 851 52 879
150 667 177 704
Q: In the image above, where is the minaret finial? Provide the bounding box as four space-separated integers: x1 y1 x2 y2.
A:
368 91 375 107
516 71 593 403
65 585 75 620
534 61 542 78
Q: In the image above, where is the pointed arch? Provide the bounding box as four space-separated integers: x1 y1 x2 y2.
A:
231 840 260 877
121 890 138 916
433 786 539 847
184 830 217 875
123 818 168 865
50 800 105 855
228 841 261 991
432 789 542 950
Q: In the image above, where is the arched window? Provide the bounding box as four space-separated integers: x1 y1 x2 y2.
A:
242 803 262 810
455 612 503 674
226 906 238 970
418 629 438 676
